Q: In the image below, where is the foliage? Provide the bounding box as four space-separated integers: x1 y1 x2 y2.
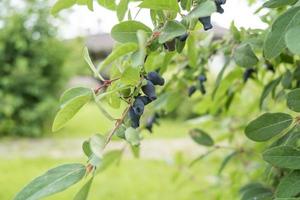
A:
0 0 68 137
15 0 300 199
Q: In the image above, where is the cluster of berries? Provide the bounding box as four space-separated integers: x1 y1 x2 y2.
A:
128 71 165 128
199 0 226 31
164 0 226 51
188 75 207 97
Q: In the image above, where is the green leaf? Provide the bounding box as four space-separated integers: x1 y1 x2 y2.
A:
158 20 186 44
97 0 116 10
60 87 92 106
144 51 166 72
120 66 141 85
131 30 148 67
138 0 179 11
117 0 129 21
52 92 92 131
111 21 152 43
218 151 238 175
14 163 86 200
264 6 300 59
233 43 258 68
98 43 138 71
184 1 216 20
125 127 140 146
260 77 282 109
51 0 76 15
130 145 140 158
97 150 123 172
180 0 192 11
276 170 300 198
76 0 93 11
287 88 300 112
240 183 273 200
245 113 293 142
263 146 300 169
74 178 93 200
83 47 104 81
82 140 92 157
89 134 105 158
282 70 293 89
187 32 198 68
285 26 300 54
263 0 298 8
189 129 214 147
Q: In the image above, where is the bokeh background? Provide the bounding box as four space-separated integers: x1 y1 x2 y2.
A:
0 0 268 199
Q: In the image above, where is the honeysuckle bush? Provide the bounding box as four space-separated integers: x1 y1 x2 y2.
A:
0 0 68 137
14 0 300 199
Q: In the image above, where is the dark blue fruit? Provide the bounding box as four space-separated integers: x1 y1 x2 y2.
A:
198 75 207 83
199 16 213 31
177 33 189 42
215 0 226 5
163 40 176 51
132 98 145 116
129 107 141 128
137 96 152 105
199 84 206 95
145 113 159 133
243 68 256 83
142 81 157 100
147 71 165 86
216 3 224 13
188 86 197 97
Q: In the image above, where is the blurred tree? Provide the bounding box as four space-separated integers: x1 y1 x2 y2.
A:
0 0 68 137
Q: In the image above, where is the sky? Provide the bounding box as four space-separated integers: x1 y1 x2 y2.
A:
58 0 268 39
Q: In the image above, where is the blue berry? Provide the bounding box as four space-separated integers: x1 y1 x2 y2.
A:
128 107 141 128
147 71 165 86
188 86 197 97
132 98 145 116
142 81 157 100
199 16 213 31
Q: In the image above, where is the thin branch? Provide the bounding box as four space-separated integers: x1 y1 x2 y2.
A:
104 106 131 147
134 7 142 20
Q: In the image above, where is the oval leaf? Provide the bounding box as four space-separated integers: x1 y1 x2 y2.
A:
60 87 92 106
98 43 138 71
276 170 300 198
189 129 214 147
15 163 86 200
74 178 93 200
286 26 300 54
245 113 293 142
138 0 179 11
125 127 140 146
111 21 152 43
158 20 186 44
233 43 258 68
263 146 300 169
184 1 216 20
264 6 300 59
89 134 105 158
52 93 92 132
287 88 300 112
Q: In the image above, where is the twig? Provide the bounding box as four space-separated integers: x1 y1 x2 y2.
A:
104 106 131 147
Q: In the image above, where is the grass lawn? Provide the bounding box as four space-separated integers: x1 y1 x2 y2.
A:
0 156 247 200
51 103 202 139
